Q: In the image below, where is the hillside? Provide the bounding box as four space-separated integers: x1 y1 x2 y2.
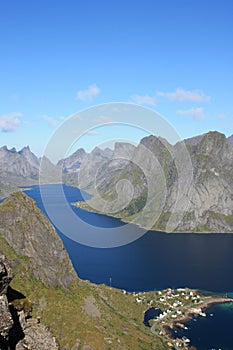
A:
71 131 233 233
0 192 167 350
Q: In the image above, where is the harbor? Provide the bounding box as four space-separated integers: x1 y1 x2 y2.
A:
138 288 233 349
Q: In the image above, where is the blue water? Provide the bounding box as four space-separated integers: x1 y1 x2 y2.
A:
22 184 233 294
171 303 233 349
144 307 162 327
20 184 233 349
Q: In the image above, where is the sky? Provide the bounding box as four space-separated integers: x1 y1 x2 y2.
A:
0 0 232 158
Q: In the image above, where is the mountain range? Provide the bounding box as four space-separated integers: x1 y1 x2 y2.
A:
1 131 233 348
1 130 233 232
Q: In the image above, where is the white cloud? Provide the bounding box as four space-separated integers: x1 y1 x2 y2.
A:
157 88 211 102
176 107 205 120
42 115 60 127
76 84 100 101
0 112 22 132
131 94 156 106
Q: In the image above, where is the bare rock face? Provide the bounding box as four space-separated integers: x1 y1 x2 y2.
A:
0 254 13 339
0 294 14 339
0 192 77 287
0 254 60 350
72 131 233 233
0 254 13 295
16 322 60 350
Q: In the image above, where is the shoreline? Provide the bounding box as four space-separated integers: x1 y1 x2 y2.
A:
73 200 233 234
168 297 233 326
160 296 233 348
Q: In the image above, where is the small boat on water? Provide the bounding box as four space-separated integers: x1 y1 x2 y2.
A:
199 312 206 317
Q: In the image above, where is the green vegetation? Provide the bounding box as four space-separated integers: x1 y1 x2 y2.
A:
209 211 233 226
0 233 167 349
9 298 32 313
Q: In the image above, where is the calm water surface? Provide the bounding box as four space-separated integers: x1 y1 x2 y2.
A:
24 184 233 293
23 184 233 349
171 302 233 350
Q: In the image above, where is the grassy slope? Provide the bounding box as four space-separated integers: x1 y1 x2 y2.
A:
0 234 167 350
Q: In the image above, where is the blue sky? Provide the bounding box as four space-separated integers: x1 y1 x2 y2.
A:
0 0 232 158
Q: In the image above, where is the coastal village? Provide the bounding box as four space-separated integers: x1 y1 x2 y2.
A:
124 288 233 349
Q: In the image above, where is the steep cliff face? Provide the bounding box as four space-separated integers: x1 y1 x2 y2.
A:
0 192 77 286
0 146 39 178
0 146 57 196
57 148 87 173
0 254 60 350
164 132 233 231
1 131 233 233
0 254 14 341
73 131 233 233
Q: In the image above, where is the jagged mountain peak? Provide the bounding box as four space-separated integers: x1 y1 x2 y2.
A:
19 145 31 152
72 147 86 156
90 146 113 159
196 130 230 157
91 146 104 156
140 134 159 145
19 145 40 169
140 134 172 151
0 145 17 154
182 133 205 147
56 147 87 174
114 141 136 152
0 145 8 151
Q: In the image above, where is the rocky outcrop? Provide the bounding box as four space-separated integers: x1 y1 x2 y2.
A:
0 254 13 295
0 254 14 340
0 192 77 287
0 254 60 350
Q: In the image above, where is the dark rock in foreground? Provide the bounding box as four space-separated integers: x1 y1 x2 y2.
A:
0 254 60 349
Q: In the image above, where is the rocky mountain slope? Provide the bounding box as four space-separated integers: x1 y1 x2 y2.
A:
0 254 60 350
71 131 233 233
0 145 113 197
1 131 233 232
0 192 76 287
0 146 55 197
0 192 167 349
